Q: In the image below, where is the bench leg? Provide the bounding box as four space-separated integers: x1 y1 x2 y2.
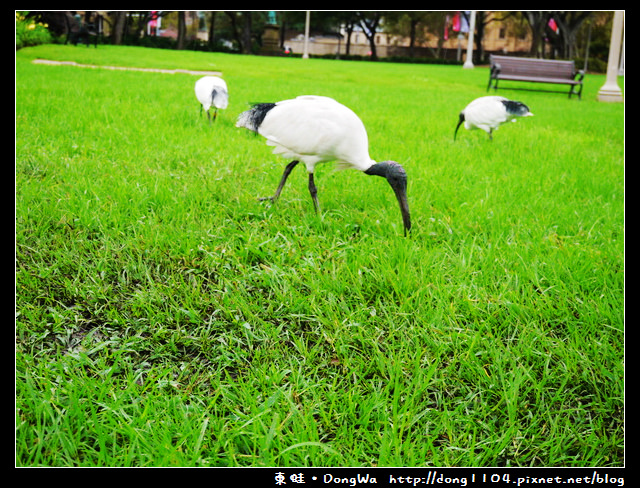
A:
568 84 583 100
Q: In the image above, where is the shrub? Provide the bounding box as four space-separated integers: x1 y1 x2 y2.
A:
16 11 52 50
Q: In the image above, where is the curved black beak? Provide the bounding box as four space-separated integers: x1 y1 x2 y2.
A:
391 181 411 237
454 112 465 141
365 161 412 236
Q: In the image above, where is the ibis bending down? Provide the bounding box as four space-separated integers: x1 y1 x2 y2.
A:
195 76 228 123
236 95 411 235
454 96 533 140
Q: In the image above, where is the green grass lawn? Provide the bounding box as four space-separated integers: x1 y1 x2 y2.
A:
16 44 624 467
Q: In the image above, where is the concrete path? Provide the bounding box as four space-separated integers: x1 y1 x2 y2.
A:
32 58 221 76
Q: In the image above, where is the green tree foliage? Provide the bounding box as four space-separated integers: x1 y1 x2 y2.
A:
16 11 52 49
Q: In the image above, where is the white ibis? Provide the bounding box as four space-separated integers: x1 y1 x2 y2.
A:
236 95 411 235
454 95 533 140
194 76 228 123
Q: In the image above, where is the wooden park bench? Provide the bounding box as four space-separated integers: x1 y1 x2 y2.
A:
488 55 585 99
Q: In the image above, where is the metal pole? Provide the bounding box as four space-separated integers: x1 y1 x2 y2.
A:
302 11 310 59
463 11 476 69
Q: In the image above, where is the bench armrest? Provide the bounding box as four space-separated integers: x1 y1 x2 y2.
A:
487 63 501 91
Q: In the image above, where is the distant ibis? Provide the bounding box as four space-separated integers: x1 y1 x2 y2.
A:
194 76 228 123
236 95 411 235
454 95 533 140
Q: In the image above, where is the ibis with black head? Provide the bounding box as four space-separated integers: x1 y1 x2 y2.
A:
454 95 533 140
195 76 228 123
236 95 411 235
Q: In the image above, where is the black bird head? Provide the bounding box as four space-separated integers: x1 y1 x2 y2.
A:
365 161 411 236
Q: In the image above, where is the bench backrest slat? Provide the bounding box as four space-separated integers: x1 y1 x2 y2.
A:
491 55 575 79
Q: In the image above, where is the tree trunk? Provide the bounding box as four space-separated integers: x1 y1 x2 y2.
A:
357 12 381 60
111 11 126 45
208 11 217 49
553 11 593 60
522 11 551 58
242 12 252 54
474 11 487 64
176 11 186 50
409 18 417 58
344 20 354 55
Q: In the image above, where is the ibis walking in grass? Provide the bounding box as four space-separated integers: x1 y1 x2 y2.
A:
195 76 228 123
236 95 411 235
454 95 533 140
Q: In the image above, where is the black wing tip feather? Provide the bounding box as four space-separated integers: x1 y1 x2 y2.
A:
501 99 530 116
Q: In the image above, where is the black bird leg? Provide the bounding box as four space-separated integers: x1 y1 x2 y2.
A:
308 173 320 213
200 105 212 124
259 160 300 203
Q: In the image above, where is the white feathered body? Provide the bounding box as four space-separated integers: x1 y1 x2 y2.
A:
461 95 532 134
195 76 229 112
237 96 374 173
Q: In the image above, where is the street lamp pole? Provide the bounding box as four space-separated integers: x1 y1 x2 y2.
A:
463 11 476 69
302 11 310 59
